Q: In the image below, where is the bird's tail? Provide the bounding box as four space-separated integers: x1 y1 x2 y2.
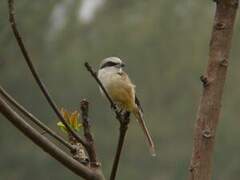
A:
133 108 156 156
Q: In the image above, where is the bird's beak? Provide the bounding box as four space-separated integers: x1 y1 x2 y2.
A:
121 63 125 68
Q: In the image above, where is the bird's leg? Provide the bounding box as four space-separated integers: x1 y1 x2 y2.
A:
114 107 125 123
118 109 130 124
113 105 123 122
122 111 130 125
119 109 124 115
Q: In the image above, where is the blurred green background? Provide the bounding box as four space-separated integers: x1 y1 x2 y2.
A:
0 0 240 179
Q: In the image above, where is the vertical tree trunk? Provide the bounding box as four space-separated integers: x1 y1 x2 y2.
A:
189 1 239 180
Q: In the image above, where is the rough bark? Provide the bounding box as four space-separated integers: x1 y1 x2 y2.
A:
189 0 239 180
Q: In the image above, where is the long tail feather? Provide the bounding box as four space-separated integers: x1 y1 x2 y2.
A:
133 108 156 156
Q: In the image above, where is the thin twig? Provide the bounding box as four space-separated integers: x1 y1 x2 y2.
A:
84 63 118 113
0 96 104 180
8 0 86 147
80 99 100 168
84 62 131 180
110 112 130 180
0 85 74 151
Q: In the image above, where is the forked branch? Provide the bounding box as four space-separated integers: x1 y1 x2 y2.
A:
6 1 106 179
0 96 104 180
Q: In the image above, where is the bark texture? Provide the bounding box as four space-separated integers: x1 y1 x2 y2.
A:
189 1 239 180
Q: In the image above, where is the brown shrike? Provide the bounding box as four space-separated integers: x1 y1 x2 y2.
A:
97 57 156 156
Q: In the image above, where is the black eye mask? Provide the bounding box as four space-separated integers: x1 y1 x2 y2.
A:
100 61 119 69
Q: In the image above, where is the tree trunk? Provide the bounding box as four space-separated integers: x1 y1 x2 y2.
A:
189 1 239 180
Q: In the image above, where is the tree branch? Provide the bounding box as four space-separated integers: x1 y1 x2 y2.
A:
84 63 131 180
8 0 86 147
189 1 238 180
110 112 130 180
80 99 100 168
84 63 118 117
0 85 74 151
0 96 104 180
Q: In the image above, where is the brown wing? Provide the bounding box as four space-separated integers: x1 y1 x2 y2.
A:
118 71 143 112
117 71 134 86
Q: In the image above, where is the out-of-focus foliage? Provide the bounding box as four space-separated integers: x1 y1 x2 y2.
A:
0 0 240 180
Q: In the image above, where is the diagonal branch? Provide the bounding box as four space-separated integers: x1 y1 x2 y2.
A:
8 0 86 147
84 63 118 116
84 62 130 180
0 96 104 180
0 85 74 151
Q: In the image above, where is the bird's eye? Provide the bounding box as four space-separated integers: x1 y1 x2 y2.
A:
121 63 125 67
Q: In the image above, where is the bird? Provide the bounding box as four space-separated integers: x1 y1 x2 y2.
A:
97 57 156 156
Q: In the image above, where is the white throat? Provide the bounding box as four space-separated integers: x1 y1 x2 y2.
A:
98 67 121 89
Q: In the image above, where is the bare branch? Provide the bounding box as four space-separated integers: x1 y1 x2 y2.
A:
110 112 130 180
189 1 238 180
84 63 118 115
0 85 74 151
84 63 131 180
80 99 101 168
0 96 104 180
8 0 86 147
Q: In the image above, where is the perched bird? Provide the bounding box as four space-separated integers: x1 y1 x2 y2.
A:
98 57 156 156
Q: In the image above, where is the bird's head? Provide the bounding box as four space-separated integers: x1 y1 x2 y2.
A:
99 57 125 70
